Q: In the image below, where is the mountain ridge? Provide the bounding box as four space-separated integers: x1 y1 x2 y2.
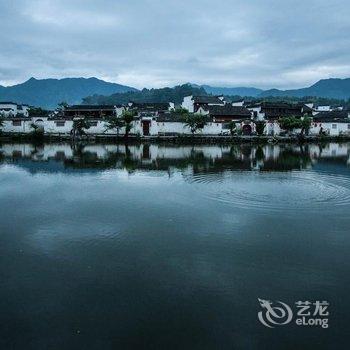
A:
259 78 350 99
1 77 350 109
0 77 137 109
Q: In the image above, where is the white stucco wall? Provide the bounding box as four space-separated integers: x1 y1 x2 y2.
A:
156 121 223 135
264 121 280 135
309 122 350 136
181 96 194 113
0 103 18 117
247 106 265 121
2 116 349 137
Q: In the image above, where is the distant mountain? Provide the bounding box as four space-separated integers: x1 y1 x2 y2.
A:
195 78 350 100
0 77 137 109
2 77 349 109
201 85 263 97
259 78 350 100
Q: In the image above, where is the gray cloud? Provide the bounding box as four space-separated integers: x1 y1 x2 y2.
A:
1 0 350 89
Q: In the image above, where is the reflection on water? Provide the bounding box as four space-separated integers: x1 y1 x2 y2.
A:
1 142 349 173
2 142 350 212
0 142 350 349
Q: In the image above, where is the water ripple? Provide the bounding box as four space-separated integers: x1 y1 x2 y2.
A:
187 171 350 211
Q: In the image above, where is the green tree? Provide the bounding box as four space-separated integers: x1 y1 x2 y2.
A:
255 146 265 161
172 107 189 116
58 101 68 109
278 117 302 134
121 110 137 139
227 121 237 136
0 116 4 133
57 101 68 117
29 123 44 139
104 115 124 137
183 113 208 135
29 107 49 117
72 118 91 139
300 115 312 135
255 121 265 136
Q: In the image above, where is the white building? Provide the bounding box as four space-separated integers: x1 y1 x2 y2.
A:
181 95 225 113
310 111 350 136
0 102 30 117
315 105 331 112
232 100 244 107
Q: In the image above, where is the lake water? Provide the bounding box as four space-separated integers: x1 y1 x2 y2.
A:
0 142 349 349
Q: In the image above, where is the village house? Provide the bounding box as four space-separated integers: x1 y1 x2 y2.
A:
127 102 175 136
310 110 350 136
0 101 30 117
246 102 313 135
1 100 349 139
181 95 225 113
63 104 124 119
196 104 254 135
246 102 311 120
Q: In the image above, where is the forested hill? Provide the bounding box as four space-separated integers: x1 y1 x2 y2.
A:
260 78 350 99
0 77 137 109
82 84 207 105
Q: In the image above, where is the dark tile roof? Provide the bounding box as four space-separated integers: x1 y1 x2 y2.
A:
129 102 170 111
206 105 251 118
313 111 350 123
0 101 18 105
193 96 224 104
256 102 303 119
299 104 313 112
156 112 213 123
4 116 31 120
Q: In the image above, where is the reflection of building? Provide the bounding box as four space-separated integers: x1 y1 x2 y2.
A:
2 142 348 174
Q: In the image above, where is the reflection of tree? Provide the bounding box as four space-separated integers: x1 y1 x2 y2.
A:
64 143 140 173
255 147 265 161
261 148 311 171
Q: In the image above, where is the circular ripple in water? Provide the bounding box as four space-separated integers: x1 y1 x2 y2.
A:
187 171 350 211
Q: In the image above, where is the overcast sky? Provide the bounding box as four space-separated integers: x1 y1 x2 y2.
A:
1 0 350 89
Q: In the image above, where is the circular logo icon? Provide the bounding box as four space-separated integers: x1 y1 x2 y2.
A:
258 298 293 328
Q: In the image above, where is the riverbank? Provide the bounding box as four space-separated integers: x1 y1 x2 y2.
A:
1 132 350 145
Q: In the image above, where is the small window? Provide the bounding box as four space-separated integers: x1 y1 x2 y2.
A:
332 124 337 129
12 150 22 157
55 121 65 127
12 120 22 126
